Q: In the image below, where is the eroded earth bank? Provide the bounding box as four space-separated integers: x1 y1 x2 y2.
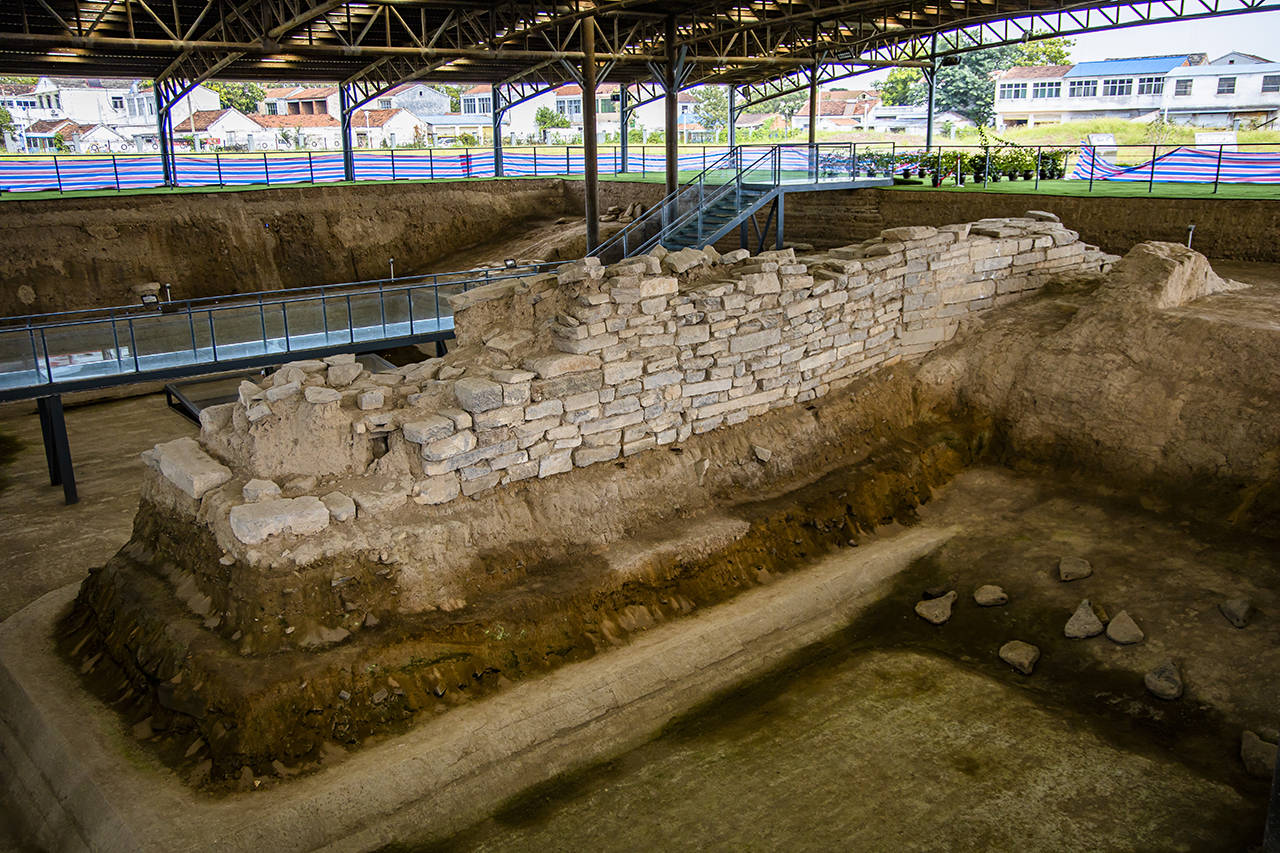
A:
26 213 1280 849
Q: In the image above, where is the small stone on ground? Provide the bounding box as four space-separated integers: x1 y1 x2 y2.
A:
914 591 957 625
1058 556 1093 581
973 584 1008 607
1064 599 1104 638
1218 598 1254 629
1240 731 1277 778
999 641 1040 675
1104 610 1144 644
1145 660 1184 700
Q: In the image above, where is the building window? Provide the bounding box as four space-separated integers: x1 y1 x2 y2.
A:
1174 79 1193 96
998 83 1027 99
463 98 476 114
556 97 582 116
1217 77 1236 95
266 102 278 114
477 96 491 113
1068 80 1097 98
1032 82 1061 98
110 96 124 109
378 98 392 109
1137 77 1163 95
1263 75 1280 93
1101 78 1132 97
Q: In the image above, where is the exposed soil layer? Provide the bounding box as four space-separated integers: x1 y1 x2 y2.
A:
59 367 986 781
414 467 1277 853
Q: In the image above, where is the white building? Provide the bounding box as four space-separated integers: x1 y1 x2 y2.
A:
858 105 973 133
1161 54 1280 127
170 108 265 150
250 113 342 150
993 51 1280 129
259 86 341 119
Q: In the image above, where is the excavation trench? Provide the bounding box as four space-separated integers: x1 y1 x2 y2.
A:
59 389 988 783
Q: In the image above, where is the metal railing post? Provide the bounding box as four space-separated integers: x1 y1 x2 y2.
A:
390 147 397 182
52 155 63 194
533 146 538 176
1148 144 1157 194
215 151 224 187
984 146 990 188
1213 144 1224 193
346 295 354 343
207 311 217 360
110 154 121 192
429 147 435 180
263 152 271 186
187 306 197 357
40 330 54 384
1035 146 1042 191
126 319 139 371
308 150 315 184
281 302 290 351
1088 145 1096 193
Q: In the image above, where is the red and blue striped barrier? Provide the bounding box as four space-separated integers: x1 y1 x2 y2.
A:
1070 145 1280 184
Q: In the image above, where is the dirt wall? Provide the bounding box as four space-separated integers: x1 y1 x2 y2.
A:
0 179 571 316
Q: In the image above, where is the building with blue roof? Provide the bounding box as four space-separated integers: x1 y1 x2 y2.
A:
993 50 1279 130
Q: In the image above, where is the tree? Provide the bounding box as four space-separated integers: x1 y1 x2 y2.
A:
0 106 15 139
876 35 1073 126
879 68 924 106
437 85 463 112
207 81 265 114
692 86 729 140
457 131 478 147
534 105 570 142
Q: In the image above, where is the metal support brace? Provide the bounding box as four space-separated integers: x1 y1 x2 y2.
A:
619 84 630 172
37 395 77 505
153 77 197 187
728 86 737 148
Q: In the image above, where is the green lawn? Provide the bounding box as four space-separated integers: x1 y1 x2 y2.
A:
887 178 1280 200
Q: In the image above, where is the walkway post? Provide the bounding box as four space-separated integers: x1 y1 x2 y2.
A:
664 14 679 196
583 16 600 251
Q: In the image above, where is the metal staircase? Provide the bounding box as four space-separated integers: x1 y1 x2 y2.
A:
591 145 788 262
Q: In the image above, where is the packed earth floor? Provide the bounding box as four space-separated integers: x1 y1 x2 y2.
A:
0 259 1276 851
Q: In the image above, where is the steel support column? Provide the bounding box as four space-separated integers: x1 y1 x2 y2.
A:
339 84 356 182
807 62 819 147
728 86 737 148
155 86 176 186
492 102 504 177
664 15 679 196
925 34 938 152
619 84 630 173
583 18 600 251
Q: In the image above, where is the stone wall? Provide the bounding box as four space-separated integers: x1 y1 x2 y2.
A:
140 212 1113 652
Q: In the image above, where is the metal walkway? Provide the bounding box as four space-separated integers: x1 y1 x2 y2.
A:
591 144 893 261
0 262 557 405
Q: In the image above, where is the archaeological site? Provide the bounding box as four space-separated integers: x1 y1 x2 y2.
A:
1 3 1278 852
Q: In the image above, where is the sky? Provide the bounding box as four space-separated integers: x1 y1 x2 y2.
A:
858 10 1280 87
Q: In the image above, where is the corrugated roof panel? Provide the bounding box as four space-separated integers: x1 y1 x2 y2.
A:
1064 55 1190 78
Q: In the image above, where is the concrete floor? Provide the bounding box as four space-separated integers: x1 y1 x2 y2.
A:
0 393 195 623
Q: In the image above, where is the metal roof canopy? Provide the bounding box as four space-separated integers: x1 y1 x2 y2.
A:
3 0 1279 109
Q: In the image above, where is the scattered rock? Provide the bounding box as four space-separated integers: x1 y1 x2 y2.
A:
303 385 341 405
321 491 356 523
914 590 957 625
1105 610 1144 644
999 640 1040 675
922 585 952 600
1144 659 1184 700
752 445 772 463
322 353 356 366
242 478 281 502
1219 598 1254 629
1241 731 1278 779
327 362 363 387
973 584 1009 607
1025 210 1061 222
229 496 330 544
1064 599 1104 638
357 390 384 411
1058 556 1093 581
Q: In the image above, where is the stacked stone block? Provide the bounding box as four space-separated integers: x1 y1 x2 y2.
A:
182 212 1114 549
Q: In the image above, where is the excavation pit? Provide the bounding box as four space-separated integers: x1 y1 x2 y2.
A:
2 216 1278 851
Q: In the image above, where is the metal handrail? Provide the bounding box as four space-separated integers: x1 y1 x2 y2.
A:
591 145 744 260
591 144 786 260
0 260 559 331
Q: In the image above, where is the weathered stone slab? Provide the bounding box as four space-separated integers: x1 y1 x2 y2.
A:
453 377 504 413
523 353 602 379
152 437 232 499
229 496 330 544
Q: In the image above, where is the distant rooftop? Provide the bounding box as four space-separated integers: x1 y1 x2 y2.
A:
1063 55 1192 78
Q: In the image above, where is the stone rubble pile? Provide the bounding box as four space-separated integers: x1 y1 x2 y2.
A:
154 213 1116 551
